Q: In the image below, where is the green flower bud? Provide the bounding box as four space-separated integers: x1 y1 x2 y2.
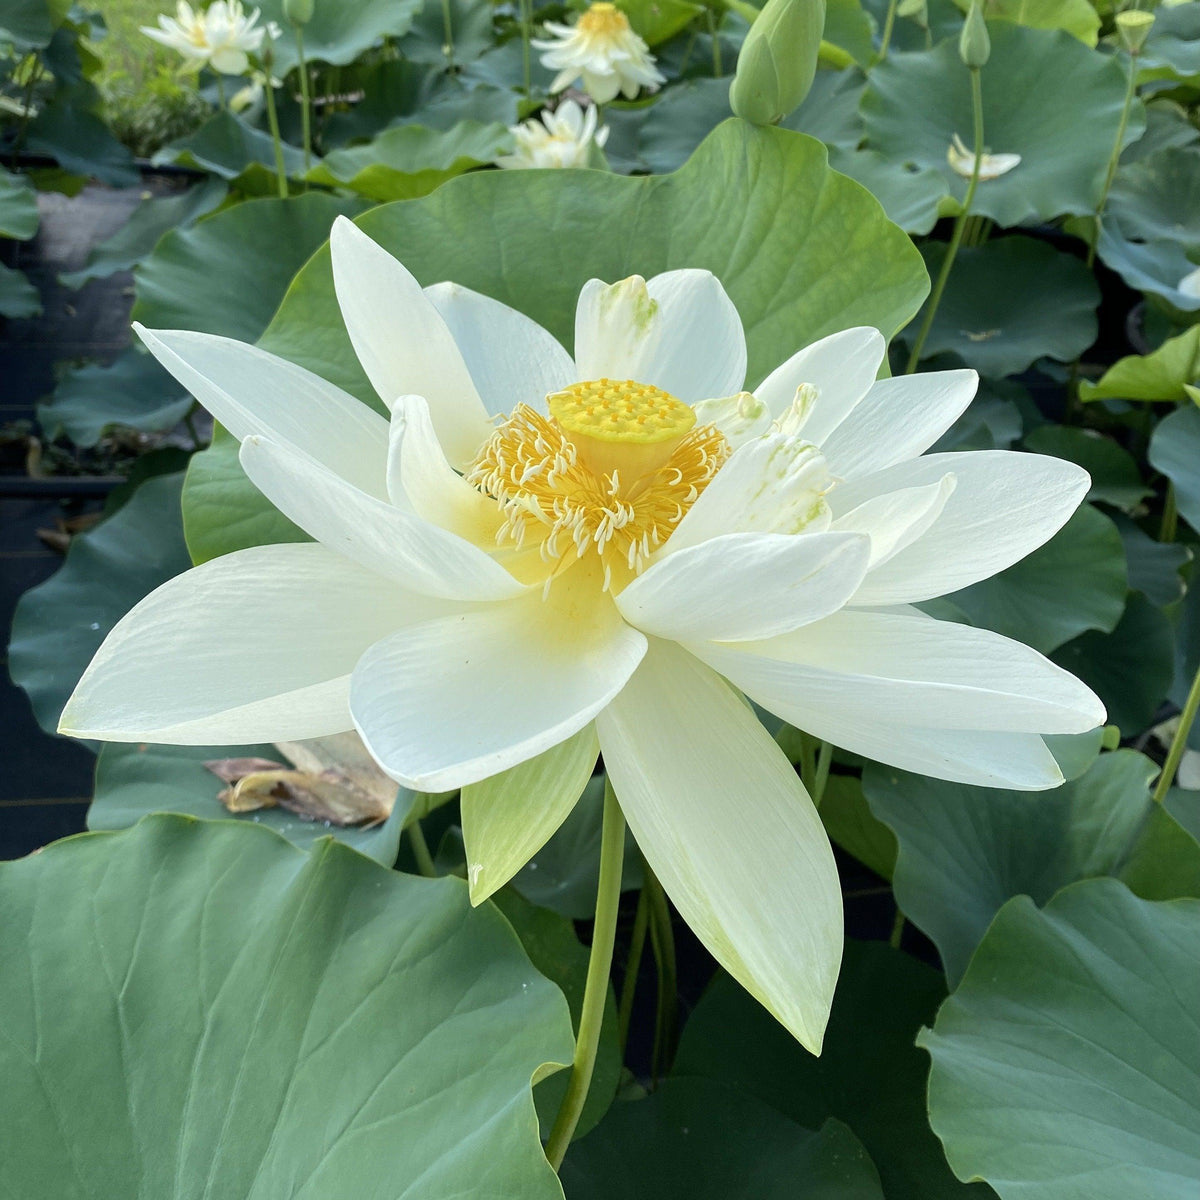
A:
1115 9 1154 55
958 0 990 69
283 0 314 26
729 0 827 126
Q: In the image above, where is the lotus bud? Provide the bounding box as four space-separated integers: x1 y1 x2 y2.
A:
283 0 314 26
730 0 827 126
958 0 990 69
1115 9 1154 55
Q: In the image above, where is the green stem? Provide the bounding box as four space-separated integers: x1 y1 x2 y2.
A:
295 27 312 172
546 779 625 1170
798 731 817 794
677 26 698 75
407 820 437 877
1087 53 1137 271
812 740 833 808
441 0 456 69
877 0 898 61
617 884 650 1055
905 66 984 375
706 9 722 77
262 78 289 199
216 73 227 111
1153 657 1200 804
1160 481 1178 543
645 864 677 1083
889 908 905 950
519 0 532 96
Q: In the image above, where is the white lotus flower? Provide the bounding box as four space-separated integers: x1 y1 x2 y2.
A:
498 99 610 170
533 2 665 104
61 217 1104 1051
947 133 1021 181
142 0 266 76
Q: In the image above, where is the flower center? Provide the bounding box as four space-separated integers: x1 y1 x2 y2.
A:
467 380 730 591
577 2 631 37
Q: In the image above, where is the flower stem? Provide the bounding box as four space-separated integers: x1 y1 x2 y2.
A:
889 908 905 949
1153 659 1200 804
519 0 532 96
545 778 625 1170
1087 52 1138 271
706 9 722 77
904 66 984 374
294 27 312 172
877 0 898 61
645 863 677 1083
813 740 833 808
441 0 456 69
407 820 436 877
617 883 649 1054
1160 482 1178 543
262 77 289 199
216 73 228 111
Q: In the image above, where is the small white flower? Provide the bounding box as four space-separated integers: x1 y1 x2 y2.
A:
947 133 1021 181
63 219 1105 1052
533 2 665 104
142 0 266 76
1178 264 1200 300
497 100 610 170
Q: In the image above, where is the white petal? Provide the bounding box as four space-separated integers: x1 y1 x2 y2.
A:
699 609 1105 736
754 327 885 441
424 281 576 418
616 531 869 643
329 217 492 467
818 369 978 479
596 640 842 1052
239 436 524 602
59 544 433 745
135 325 389 499
830 451 1090 605
387 395 505 546
664 433 834 553
831 475 956 570
350 568 647 791
574 270 746 403
461 725 599 905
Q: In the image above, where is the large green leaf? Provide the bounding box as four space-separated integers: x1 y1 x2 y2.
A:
862 750 1159 985
134 192 367 342
956 0 1098 44
8 473 193 737
0 0 63 47
919 879 1200 1199
1079 324 1200 402
153 110 306 181
1149 402 1200 533
91 741 412 864
561 1079 884 1199
948 504 1127 654
1119 786 1200 901
307 120 512 202
828 146 951 235
862 23 1143 226
26 93 139 187
910 237 1099 376
1051 593 1176 737
1137 1 1200 87
258 0 424 70
817 771 898 880
188 120 926 554
675 942 989 1200
0 814 572 1199
37 346 193 448
60 177 227 289
618 0 705 45
1107 146 1200 248
0 164 40 239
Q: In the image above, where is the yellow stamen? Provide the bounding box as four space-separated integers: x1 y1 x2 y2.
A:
577 2 631 36
467 393 729 592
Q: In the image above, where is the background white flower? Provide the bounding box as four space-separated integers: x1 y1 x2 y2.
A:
498 99 610 170
142 0 266 76
60 218 1104 1052
534 2 666 103
947 133 1022 180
